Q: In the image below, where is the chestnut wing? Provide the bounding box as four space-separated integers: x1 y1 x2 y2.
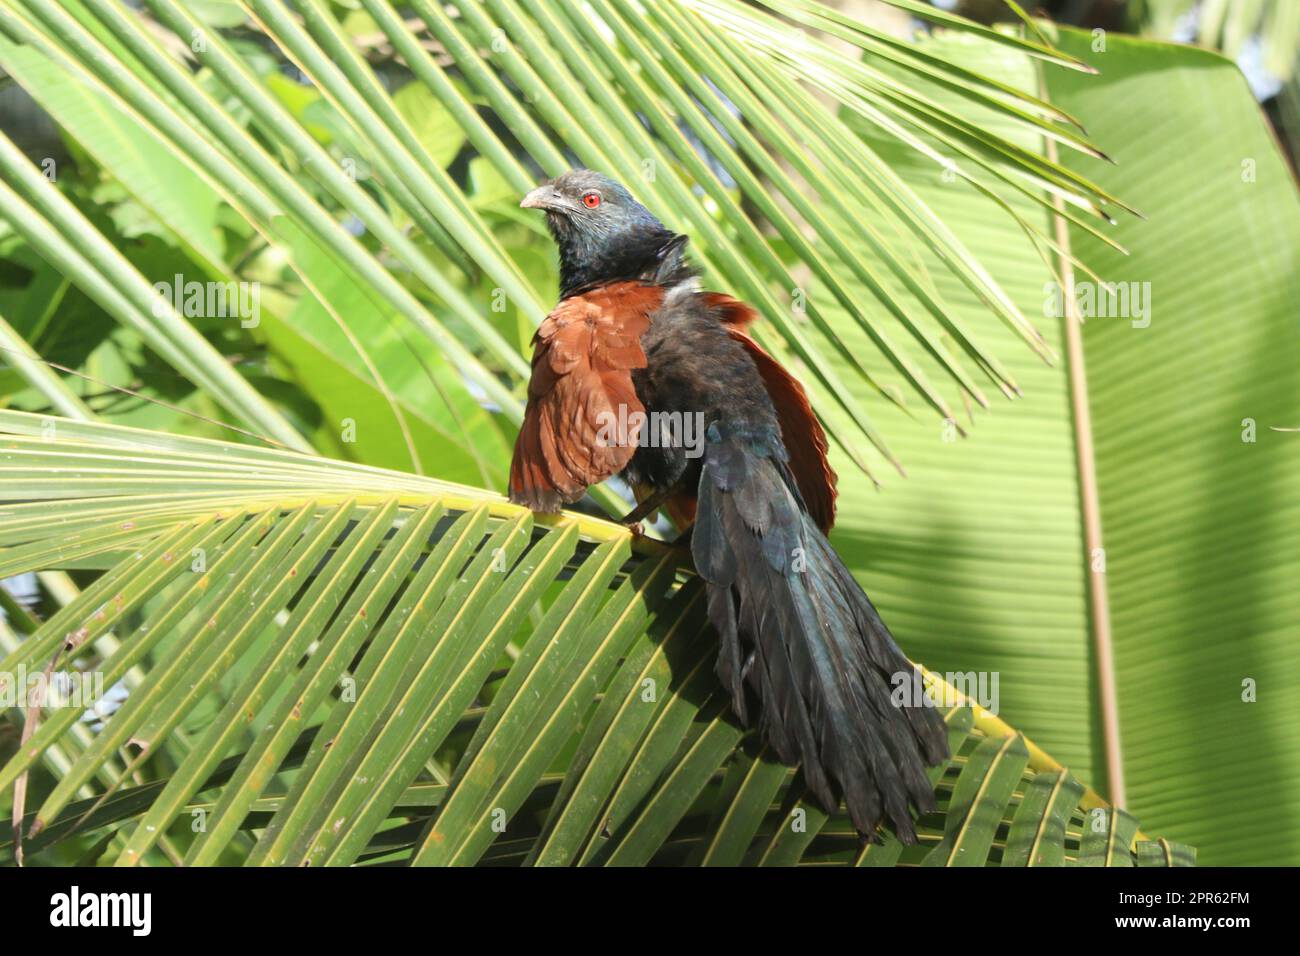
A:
707 293 839 532
509 282 664 511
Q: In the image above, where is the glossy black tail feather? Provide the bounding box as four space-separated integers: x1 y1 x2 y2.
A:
692 428 948 842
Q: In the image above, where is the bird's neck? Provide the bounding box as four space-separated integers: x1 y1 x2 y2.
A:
558 228 693 298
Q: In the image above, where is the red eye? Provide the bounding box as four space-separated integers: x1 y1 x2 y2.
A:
582 192 601 208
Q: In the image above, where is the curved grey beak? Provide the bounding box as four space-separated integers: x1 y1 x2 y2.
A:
520 185 561 210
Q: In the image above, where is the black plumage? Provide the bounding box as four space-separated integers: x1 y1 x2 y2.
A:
691 424 947 839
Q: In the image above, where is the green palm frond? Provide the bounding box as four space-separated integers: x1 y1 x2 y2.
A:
0 0 1128 478
0 412 1190 866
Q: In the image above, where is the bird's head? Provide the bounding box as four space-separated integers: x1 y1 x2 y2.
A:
521 169 685 296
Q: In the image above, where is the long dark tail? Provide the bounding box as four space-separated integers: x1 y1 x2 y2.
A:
692 428 948 842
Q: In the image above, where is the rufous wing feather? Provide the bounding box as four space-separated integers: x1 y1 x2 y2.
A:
706 293 838 532
509 282 664 511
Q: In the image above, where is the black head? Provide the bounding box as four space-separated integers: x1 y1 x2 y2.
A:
521 169 689 297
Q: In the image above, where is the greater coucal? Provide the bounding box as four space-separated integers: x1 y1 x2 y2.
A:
510 169 948 842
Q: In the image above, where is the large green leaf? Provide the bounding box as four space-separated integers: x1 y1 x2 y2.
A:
0 29 226 269
812 27 1299 865
1052 27 1300 866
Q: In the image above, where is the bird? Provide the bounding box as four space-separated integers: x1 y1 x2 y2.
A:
509 169 949 842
